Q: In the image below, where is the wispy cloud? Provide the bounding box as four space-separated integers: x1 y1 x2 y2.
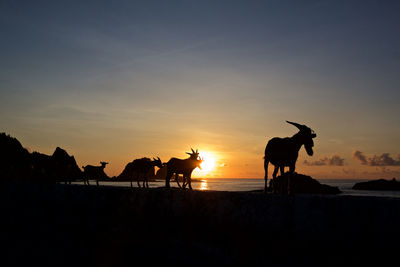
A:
304 154 345 166
352 151 400 166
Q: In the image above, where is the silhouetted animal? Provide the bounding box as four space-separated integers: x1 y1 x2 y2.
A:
156 165 186 188
128 157 163 188
82 161 109 186
264 121 316 194
165 148 203 190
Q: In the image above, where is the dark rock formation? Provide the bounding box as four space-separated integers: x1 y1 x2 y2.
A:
0 132 82 182
114 161 136 181
0 133 31 180
353 178 400 191
269 172 341 194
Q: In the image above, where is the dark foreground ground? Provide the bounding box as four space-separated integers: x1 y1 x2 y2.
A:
1 183 399 267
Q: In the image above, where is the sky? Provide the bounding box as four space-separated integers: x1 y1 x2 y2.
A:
1 0 399 179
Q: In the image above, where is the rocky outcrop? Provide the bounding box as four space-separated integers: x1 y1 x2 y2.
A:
0 133 31 180
353 178 400 191
269 172 341 194
0 132 82 182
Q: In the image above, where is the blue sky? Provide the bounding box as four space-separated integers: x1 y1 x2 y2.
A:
1 0 399 178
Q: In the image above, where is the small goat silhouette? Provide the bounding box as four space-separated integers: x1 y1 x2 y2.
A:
82 161 109 186
165 148 203 190
264 121 316 194
128 157 163 188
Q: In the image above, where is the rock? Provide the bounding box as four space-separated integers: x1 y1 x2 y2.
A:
353 178 400 191
0 133 31 181
269 172 341 194
0 132 82 182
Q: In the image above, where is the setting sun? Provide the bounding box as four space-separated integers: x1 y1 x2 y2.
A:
199 151 217 174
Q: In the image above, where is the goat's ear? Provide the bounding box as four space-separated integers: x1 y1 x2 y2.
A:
186 152 192 156
157 157 161 161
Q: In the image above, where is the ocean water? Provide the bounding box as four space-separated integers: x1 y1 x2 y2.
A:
79 178 400 198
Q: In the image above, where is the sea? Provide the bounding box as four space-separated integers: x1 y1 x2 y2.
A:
76 178 400 198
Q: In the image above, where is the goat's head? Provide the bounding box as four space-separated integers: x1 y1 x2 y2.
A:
196 156 204 170
286 121 316 156
152 157 163 168
100 161 109 168
186 148 200 160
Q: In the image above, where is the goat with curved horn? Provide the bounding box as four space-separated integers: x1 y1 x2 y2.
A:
264 121 317 194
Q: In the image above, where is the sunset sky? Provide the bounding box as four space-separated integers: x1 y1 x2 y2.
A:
1 0 399 179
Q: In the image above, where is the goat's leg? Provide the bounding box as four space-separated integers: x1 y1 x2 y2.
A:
137 177 141 188
130 180 133 188
264 159 269 193
96 179 99 186
181 175 187 189
288 165 295 195
165 172 172 188
272 166 279 193
280 166 287 194
187 174 193 190
175 174 182 188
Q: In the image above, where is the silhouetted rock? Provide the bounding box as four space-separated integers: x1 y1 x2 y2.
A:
115 161 137 181
269 172 341 194
353 178 400 191
0 133 31 181
0 132 82 182
51 147 83 183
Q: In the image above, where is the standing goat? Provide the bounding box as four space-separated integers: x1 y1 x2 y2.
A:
82 161 109 186
165 148 203 190
128 157 163 188
264 121 316 194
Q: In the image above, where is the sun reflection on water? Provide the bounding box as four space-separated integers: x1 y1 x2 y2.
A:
199 179 208 190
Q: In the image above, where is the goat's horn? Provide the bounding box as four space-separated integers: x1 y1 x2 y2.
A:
286 121 303 130
191 148 195 154
196 149 198 154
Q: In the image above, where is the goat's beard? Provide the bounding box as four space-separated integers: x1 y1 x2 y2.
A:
305 144 314 156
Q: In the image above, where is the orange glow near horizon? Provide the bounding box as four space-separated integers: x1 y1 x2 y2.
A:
198 151 217 176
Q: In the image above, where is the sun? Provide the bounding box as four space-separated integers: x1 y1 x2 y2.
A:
199 151 217 174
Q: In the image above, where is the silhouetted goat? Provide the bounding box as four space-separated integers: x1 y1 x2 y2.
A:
165 148 203 190
264 121 316 194
129 157 162 188
82 161 109 186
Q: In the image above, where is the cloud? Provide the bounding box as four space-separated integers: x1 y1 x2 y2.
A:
352 151 400 166
352 150 367 165
304 155 345 166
